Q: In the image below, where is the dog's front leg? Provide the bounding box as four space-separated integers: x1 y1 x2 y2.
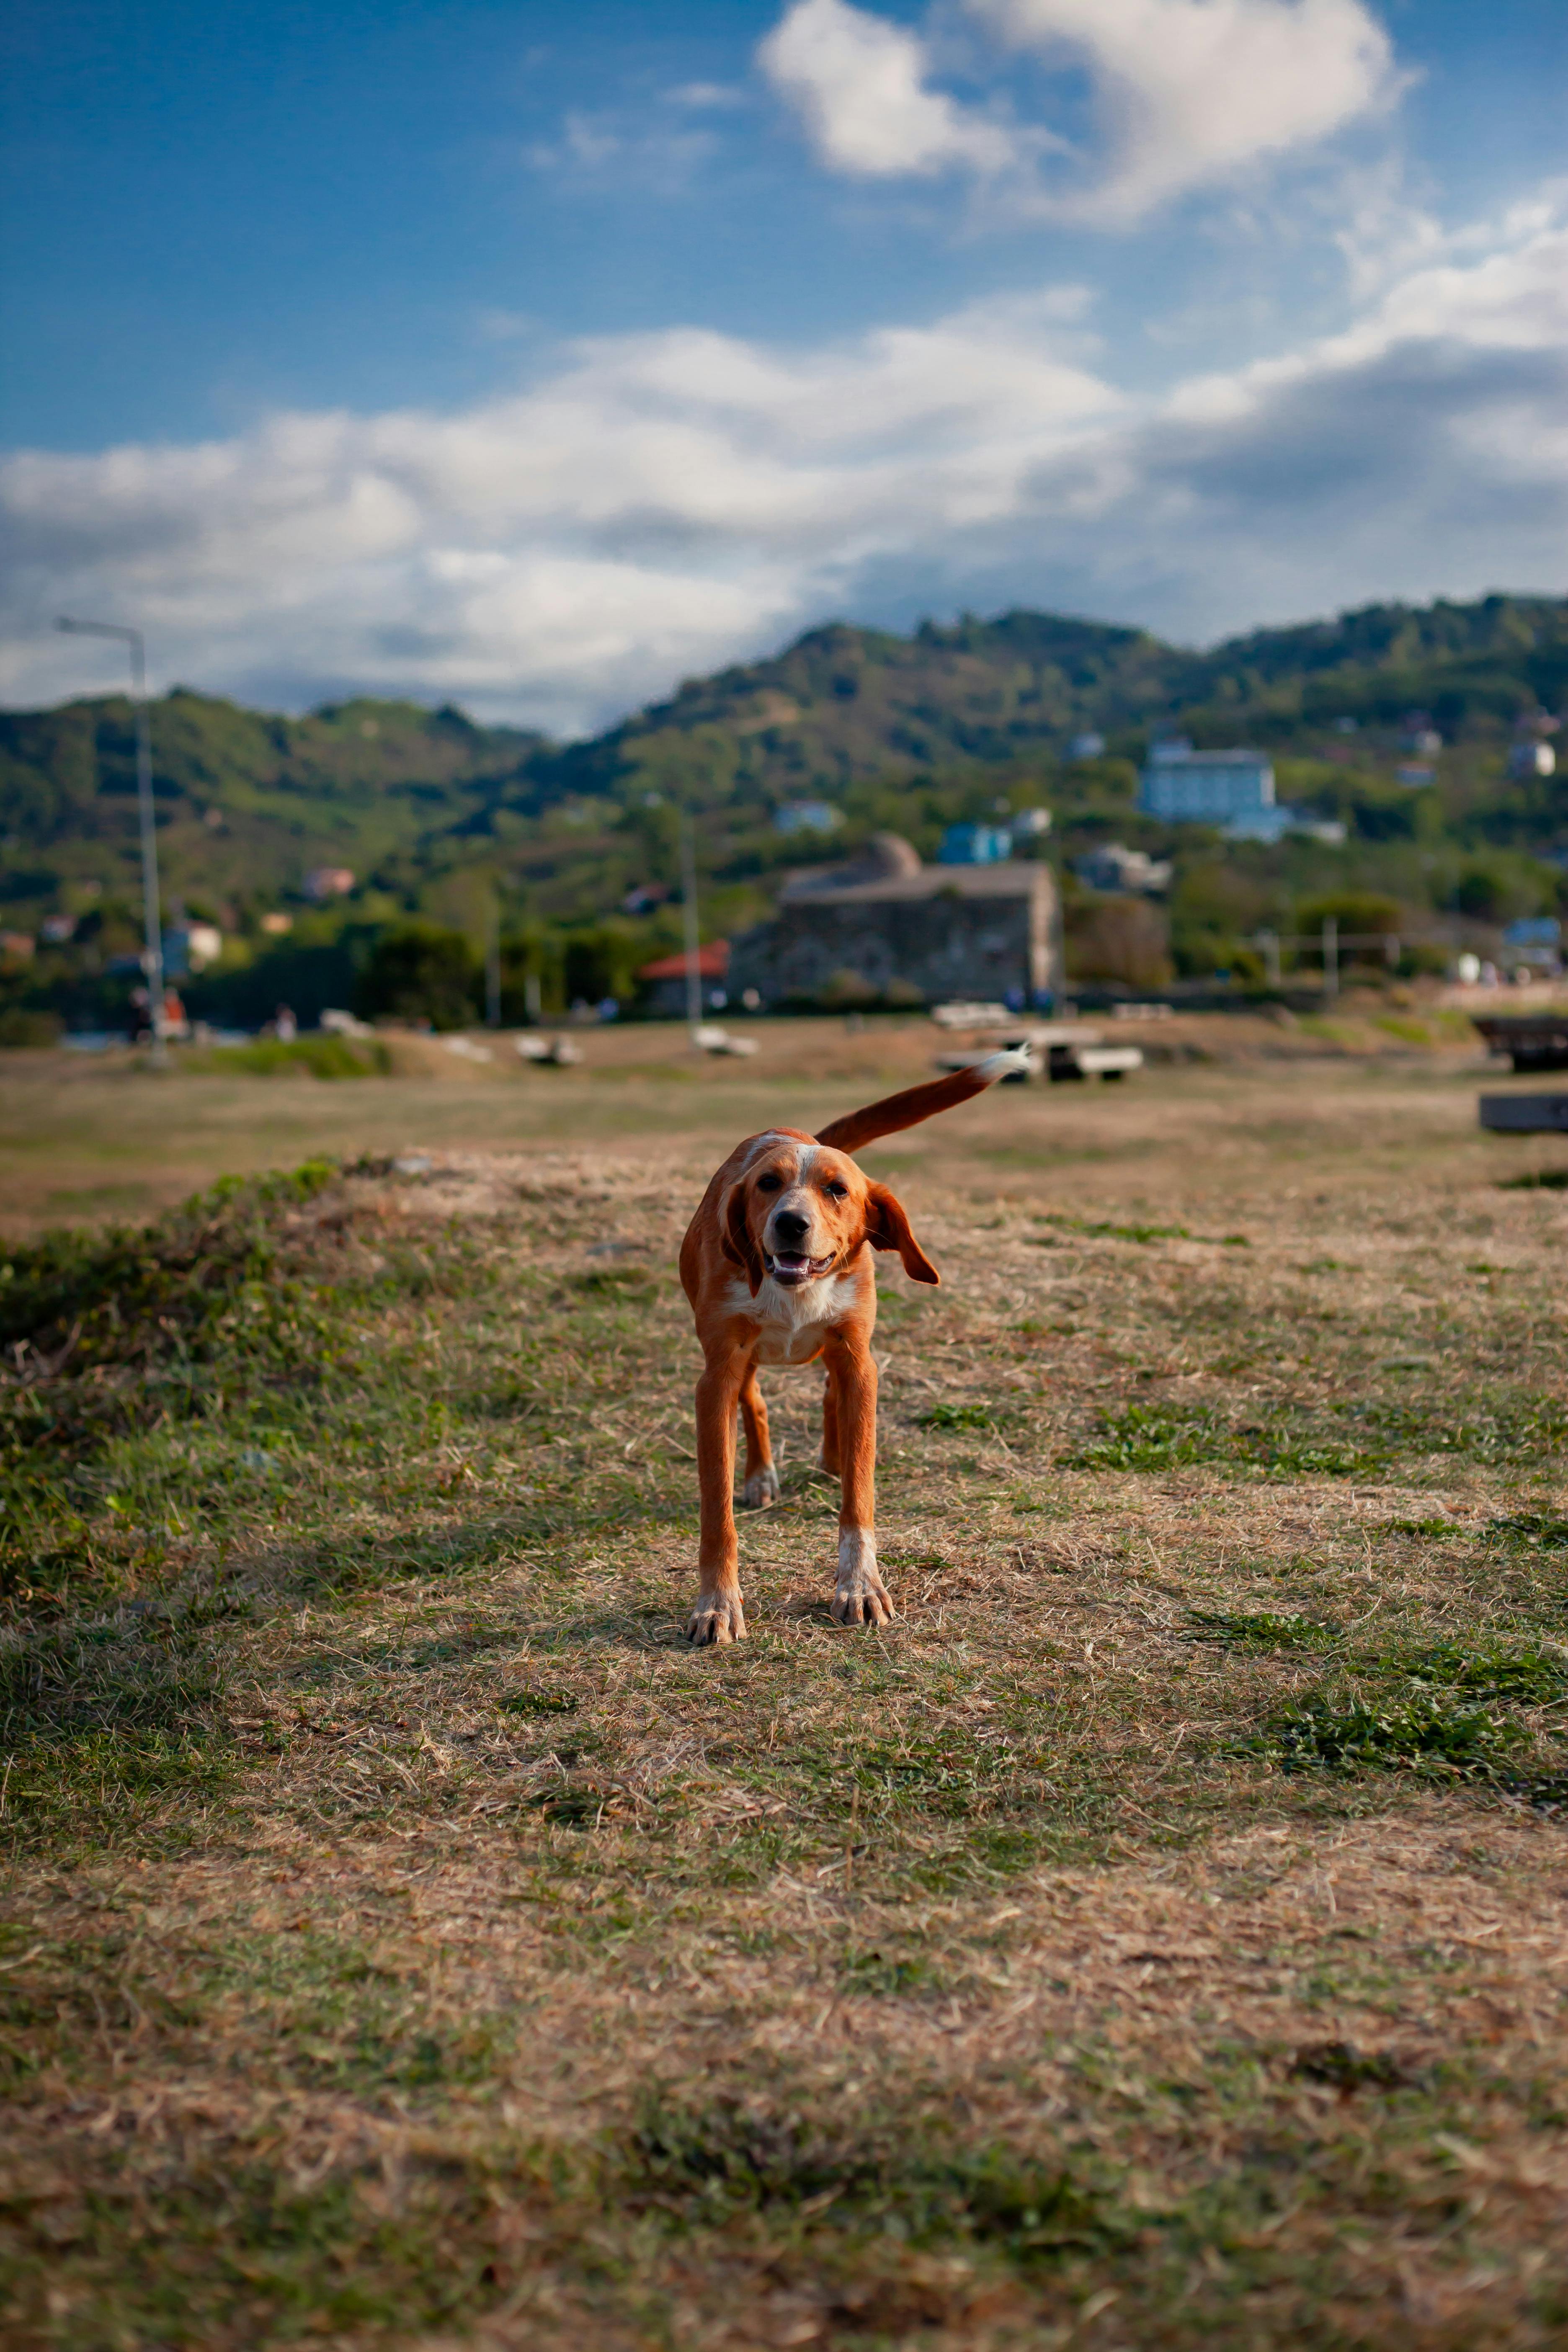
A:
687 1346 749 1645
823 1336 893 1627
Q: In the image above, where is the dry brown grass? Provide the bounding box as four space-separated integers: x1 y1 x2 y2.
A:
2 1044 1567 2349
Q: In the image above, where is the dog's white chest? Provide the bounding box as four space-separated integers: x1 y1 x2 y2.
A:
754 1318 828 1366
730 1269 863 1365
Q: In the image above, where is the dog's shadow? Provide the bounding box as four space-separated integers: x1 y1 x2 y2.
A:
527 1589 848 1650
523 1602 689 1652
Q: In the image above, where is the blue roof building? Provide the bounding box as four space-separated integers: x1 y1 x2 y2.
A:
939 823 1013 865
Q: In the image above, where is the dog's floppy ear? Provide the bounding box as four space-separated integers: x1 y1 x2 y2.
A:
863 1182 940 1284
720 1180 765 1295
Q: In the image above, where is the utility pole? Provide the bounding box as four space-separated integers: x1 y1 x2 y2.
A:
680 813 703 1043
485 881 502 1029
57 617 165 1066
1322 915 1338 1004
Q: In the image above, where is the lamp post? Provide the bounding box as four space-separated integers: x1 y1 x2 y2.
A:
680 813 703 1044
57 617 166 1065
485 876 503 1029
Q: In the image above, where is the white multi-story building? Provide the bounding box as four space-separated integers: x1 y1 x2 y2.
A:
1139 744 1291 841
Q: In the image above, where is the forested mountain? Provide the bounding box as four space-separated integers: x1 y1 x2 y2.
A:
2 591 1564 1027
558 593 1568 810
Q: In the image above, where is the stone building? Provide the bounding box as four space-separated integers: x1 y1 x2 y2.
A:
729 833 1058 1009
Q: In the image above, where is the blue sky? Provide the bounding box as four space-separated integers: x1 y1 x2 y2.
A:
3 0 1565 730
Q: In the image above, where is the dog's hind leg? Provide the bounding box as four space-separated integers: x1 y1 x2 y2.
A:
738 1362 779 1508
819 1364 841 1479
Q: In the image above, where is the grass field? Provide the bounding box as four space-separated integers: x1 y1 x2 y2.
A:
3 1029 1568 2350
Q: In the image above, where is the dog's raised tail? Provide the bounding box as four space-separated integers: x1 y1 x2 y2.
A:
814 1049 1031 1155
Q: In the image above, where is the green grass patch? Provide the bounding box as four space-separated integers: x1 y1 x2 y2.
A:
1187 1610 1341 1652
622 2093 1118 2262
1252 1693 1525 1778
190 1034 392 1078
1487 1512 1568 1550
918 1400 1005 1432
1033 1214 1251 1248
1067 1405 1381 1479
498 1687 580 1718
1069 1394 1566 1480
1389 1639 1568 1706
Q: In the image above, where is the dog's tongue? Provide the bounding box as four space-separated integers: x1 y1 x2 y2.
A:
772 1252 812 1282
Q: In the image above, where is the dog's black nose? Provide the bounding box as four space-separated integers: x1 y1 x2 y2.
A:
771 1208 809 1243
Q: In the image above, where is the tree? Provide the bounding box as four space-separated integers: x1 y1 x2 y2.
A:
354 924 477 1030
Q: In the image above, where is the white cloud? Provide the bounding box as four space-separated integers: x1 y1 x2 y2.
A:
761 0 1399 224
526 107 719 187
4 199 1564 732
974 0 1399 222
758 0 1018 179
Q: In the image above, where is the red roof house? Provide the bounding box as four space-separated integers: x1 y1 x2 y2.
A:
637 940 729 1015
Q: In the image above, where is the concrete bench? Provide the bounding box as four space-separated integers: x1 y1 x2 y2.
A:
1067 1046 1144 1082
1479 1094 1568 1131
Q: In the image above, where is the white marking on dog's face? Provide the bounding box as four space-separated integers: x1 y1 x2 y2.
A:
756 1139 861 1288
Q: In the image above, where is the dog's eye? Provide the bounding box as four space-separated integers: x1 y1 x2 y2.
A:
756 1173 782 1192
824 1181 848 1199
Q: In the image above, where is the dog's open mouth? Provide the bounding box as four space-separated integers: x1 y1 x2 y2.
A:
766 1250 833 1287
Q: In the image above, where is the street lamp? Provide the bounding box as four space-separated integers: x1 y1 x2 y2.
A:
56 617 166 1065
680 812 704 1043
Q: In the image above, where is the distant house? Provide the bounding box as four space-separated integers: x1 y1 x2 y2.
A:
0 930 34 962
1074 843 1173 897
1502 917 1561 971
39 913 76 944
774 800 843 835
162 921 224 978
1070 731 1106 759
637 940 730 1018
1509 741 1557 781
729 833 1057 1009
1140 744 1292 842
303 866 356 903
939 823 1014 865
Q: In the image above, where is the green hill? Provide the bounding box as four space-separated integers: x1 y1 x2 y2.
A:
2 591 1564 1030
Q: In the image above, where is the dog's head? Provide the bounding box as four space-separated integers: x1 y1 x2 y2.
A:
720 1136 939 1296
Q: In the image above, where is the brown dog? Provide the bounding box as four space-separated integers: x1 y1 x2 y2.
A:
677 1049 1028 1643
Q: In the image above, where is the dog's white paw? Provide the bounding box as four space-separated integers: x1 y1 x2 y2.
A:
832 1529 894 1628
741 1465 780 1509
685 1589 748 1646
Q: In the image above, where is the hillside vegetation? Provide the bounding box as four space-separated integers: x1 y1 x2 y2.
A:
3 593 1565 1028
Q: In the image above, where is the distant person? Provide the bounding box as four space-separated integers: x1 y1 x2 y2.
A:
128 984 152 1043
162 987 188 1039
274 1004 297 1041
